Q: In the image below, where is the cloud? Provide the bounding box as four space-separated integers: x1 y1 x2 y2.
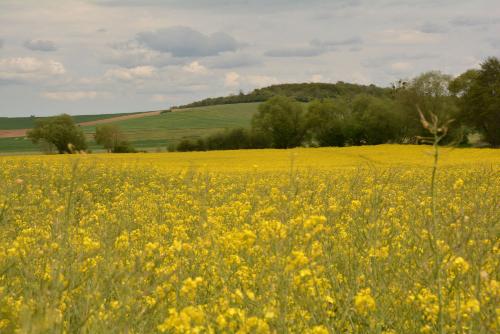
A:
246 75 279 88
310 74 324 82
224 72 240 87
390 61 413 72
0 39 3 48
376 29 440 44
311 37 363 47
450 16 500 27
362 53 437 68
266 37 362 58
104 65 156 81
151 94 168 102
182 61 208 74
224 72 278 89
41 91 100 101
102 41 175 68
265 46 325 58
205 52 261 69
136 26 240 57
417 22 448 34
0 57 66 83
24 39 58 52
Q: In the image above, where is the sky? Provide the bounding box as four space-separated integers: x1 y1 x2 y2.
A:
0 0 499 117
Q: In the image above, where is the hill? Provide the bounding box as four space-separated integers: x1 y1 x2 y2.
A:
173 82 390 109
0 112 136 131
0 103 259 153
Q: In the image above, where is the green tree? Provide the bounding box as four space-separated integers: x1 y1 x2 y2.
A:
27 114 87 154
452 57 500 146
306 98 348 146
95 124 136 153
356 96 401 145
95 124 127 152
394 71 458 141
252 96 306 148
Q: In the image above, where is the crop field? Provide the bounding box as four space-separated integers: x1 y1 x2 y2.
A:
0 103 259 153
0 145 499 333
0 113 135 131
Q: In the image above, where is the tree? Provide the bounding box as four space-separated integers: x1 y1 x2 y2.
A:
95 124 136 153
394 71 458 141
252 96 306 148
453 57 500 146
355 96 401 145
27 114 87 153
306 98 348 146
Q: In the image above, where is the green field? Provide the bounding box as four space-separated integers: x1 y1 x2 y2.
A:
0 113 135 130
0 103 260 153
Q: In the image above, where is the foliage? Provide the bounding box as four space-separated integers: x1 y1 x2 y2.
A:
392 71 459 141
252 96 307 148
26 114 87 154
175 82 391 109
0 146 498 332
176 128 270 152
95 124 135 153
451 57 500 147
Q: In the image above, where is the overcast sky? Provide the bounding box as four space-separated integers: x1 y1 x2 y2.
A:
1 0 499 117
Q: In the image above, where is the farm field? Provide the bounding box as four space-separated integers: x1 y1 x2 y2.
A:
0 145 499 333
0 113 135 131
0 103 259 153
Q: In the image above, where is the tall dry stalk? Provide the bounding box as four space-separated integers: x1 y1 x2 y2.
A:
417 106 454 334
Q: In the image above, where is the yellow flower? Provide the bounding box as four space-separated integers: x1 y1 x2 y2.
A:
354 288 376 315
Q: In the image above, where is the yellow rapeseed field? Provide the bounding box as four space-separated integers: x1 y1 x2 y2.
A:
0 145 499 333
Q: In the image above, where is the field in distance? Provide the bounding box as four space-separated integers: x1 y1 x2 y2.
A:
0 103 259 153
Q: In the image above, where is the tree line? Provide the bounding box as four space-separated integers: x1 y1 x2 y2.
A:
175 57 500 151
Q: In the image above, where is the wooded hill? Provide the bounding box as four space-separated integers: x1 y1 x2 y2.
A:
173 82 391 109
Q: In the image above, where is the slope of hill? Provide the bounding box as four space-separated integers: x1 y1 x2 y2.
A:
0 112 136 130
174 82 390 109
0 103 259 153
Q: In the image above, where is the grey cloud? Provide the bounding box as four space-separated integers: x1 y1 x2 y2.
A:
205 52 261 69
362 53 438 68
450 16 500 27
136 26 240 57
91 0 352 10
311 37 363 47
264 46 325 58
266 37 363 58
417 22 448 34
490 39 500 49
0 39 3 48
24 39 58 52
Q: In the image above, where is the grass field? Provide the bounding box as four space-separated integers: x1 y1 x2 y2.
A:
0 103 259 153
0 145 498 333
0 113 134 131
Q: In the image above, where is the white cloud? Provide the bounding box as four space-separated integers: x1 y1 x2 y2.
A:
182 61 208 74
390 61 413 72
41 91 100 101
0 57 66 83
376 30 440 44
247 75 279 88
104 65 156 81
224 71 240 87
151 94 168 102
103 41 174 68
310 74 324 82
